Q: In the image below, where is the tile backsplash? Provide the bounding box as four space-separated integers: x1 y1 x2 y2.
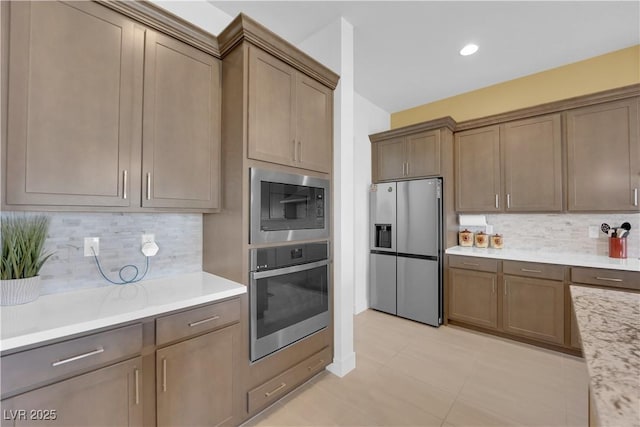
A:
478 213 640 258
7 212 203 295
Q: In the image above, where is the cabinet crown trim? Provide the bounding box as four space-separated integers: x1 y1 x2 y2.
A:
369 116 456 142
218 13 340 89
99 0 220 57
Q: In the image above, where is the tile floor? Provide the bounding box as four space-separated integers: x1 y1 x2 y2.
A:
244 309 589 426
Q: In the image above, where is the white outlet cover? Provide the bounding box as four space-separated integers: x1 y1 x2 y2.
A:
84 237 99 256
588 226 599 238
141 233 155 244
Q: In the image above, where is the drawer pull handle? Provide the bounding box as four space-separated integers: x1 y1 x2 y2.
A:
521 268 542 273
463 262 479 267
188 315 220 327
308 359 325 372
264 382 287 397
162 358 167 392
595 277 623 282
52 347 104 367
134 368 140 405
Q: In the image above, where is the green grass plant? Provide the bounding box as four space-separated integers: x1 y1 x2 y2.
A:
1 215 53 280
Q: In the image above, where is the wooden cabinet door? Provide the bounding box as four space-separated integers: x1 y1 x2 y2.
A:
296 74 332 173
1 358 142 427
247 47 296 167
375 138 406 181
407 130 441 177
455 126 502 212
566 98 640 211
448 268 498 329
156 325 237 427
142 31 221 210
503 276 564 345
503 114 562 211
5 1 138 207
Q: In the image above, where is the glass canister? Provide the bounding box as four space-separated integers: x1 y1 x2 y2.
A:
474 231 489 248
459 229 474 247
490 234 504 249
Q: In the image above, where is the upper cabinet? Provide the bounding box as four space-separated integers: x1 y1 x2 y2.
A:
5 1 137 208
142 31 221 210
2 1 222 212
370 119 455 183
455 114 562 212
247 46 332 173
566 97 639 211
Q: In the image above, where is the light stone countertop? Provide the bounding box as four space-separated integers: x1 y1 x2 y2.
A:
0 272 246 353
570 286 640 427
445 246 640 272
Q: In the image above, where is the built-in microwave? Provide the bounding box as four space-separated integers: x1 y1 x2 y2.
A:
250 168 329 244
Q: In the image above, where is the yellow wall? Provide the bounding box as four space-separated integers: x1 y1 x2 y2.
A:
391 45 640 129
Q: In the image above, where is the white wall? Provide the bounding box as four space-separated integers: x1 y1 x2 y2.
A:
148 0 232 35
353 93 390 314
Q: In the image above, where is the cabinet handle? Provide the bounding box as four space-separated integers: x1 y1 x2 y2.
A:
492 282 496 294
122 170 128 200
504 280 507 296
188 315 220 327
634 188 638 207
506 193 511 209
595 277 623 282
264 382 287 397
521 268 542 273
162 358 167 392
495 194 499 209
308 359 325 372
298 140 302 162
51 347 104 367
463 262 479 266
146 173 151 200
134 368 140 405
406 162 410 176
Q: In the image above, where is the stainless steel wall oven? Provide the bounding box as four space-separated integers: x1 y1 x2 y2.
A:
250 168 329 244
249 242 330 362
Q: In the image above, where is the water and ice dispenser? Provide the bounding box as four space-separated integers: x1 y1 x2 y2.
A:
374 224 392 249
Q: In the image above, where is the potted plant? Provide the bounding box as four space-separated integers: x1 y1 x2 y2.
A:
1 215 53 305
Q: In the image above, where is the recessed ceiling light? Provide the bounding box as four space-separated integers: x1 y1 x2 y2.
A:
460 44 479 56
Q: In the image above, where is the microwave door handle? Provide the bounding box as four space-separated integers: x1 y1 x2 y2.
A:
251 259 329 280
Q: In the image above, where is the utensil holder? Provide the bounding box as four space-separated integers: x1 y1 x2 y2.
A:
608 237 627 259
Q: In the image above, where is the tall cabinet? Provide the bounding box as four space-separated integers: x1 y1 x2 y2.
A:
204 14 339 422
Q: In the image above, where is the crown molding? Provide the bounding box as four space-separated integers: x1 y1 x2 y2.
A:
369 116 456 142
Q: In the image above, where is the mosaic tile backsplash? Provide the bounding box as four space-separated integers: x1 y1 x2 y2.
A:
473 213 640 259
6 212 203 295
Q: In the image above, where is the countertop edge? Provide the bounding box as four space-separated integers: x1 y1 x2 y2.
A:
445 246 640 272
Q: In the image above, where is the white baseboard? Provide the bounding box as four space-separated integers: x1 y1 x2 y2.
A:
326 351 356 377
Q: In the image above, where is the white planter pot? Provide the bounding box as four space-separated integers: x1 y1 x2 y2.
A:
1 276 41 306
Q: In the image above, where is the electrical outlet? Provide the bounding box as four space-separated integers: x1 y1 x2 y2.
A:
84 237 100 256
141 233 155 245
588 226 599 238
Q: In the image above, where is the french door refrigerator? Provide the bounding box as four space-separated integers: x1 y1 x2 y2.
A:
369 178 442 326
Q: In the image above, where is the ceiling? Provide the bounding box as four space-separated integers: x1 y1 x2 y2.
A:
209 1 639 114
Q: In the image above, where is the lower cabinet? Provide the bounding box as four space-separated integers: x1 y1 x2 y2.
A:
1 358 142 427
448 268 498 330
156 325 238 427
502 275 564 345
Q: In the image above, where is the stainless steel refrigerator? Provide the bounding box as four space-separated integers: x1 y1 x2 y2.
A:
369 178 442 326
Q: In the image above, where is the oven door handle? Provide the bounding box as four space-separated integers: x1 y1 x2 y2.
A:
251 259 329 279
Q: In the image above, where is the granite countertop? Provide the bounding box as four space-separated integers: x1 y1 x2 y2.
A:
0 272 246 353
570 285 640 427
445 246 640 272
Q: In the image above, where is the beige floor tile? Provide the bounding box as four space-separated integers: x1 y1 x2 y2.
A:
246 310 588 427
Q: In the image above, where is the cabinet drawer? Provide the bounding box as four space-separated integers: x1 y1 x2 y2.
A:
248 346 331 413
449 255 498 272
1 324 142 397
571 268 640 291
503 261 565 281
156 298 240 346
